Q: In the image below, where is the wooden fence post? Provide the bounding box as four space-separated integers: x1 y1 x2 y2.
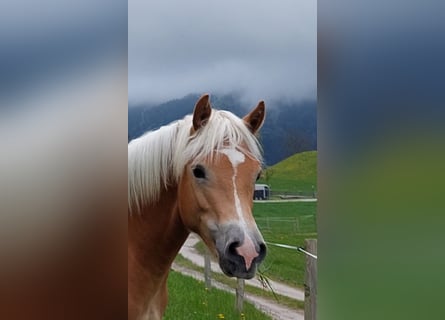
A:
304 239 317 320
235 278 245 312
204 248 212 289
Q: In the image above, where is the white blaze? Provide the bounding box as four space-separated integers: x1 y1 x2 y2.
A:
220 148 245 167
220 148 259 270
220 148 246 227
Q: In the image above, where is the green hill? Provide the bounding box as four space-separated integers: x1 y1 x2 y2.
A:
258 151 317 194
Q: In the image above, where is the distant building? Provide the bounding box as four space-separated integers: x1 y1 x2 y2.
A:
254 184 270 200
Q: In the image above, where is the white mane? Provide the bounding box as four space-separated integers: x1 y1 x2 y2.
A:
128 109 263 214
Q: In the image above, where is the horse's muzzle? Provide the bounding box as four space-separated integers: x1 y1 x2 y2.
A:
219 241 266 279
214 226 267 279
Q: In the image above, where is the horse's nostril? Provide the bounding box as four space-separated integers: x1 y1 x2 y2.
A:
228 241 240 255
258 243 267 256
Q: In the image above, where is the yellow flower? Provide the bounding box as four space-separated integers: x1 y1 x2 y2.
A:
217 313 225 319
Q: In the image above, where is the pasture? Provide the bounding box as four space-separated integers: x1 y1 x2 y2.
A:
259 150 317 195
254 201 317 287
254 152 318 286
164 271 272 320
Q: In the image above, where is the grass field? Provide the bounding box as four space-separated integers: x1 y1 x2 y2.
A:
164 271 272 320
254 201 317 287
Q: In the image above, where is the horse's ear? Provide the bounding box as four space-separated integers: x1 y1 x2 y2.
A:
192 94 212 131
243 101 266 134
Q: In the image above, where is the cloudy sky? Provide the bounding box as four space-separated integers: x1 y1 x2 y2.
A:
129 0 316 106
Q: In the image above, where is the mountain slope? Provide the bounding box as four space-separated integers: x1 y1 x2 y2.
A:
258 151 317 193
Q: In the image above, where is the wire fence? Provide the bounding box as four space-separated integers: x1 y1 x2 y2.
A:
269 190 317 199
204 239 318 320
255 215 317 234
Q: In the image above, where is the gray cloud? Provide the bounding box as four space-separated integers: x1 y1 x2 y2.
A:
129 0 316 106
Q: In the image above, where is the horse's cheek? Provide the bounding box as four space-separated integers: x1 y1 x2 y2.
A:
178 184 198 226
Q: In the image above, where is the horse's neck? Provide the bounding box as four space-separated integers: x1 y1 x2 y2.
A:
128 187 189 320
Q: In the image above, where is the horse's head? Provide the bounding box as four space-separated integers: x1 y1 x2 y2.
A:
178 94 266 279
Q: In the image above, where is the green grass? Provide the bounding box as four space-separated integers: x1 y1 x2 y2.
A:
259 151 317 194
173 254 305 310
164 270 272 320
254 201 317 287
254 201 317 234
254 201 316 218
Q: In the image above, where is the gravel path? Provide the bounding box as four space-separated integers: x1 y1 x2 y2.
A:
174 233 305 320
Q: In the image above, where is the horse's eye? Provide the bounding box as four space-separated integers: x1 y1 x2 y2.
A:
192 166 206 179
256 173 261 181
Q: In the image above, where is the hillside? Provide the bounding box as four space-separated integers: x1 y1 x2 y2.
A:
258 151 317 194
129 94 316 165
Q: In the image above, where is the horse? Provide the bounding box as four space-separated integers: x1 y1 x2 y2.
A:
128 94 267 320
